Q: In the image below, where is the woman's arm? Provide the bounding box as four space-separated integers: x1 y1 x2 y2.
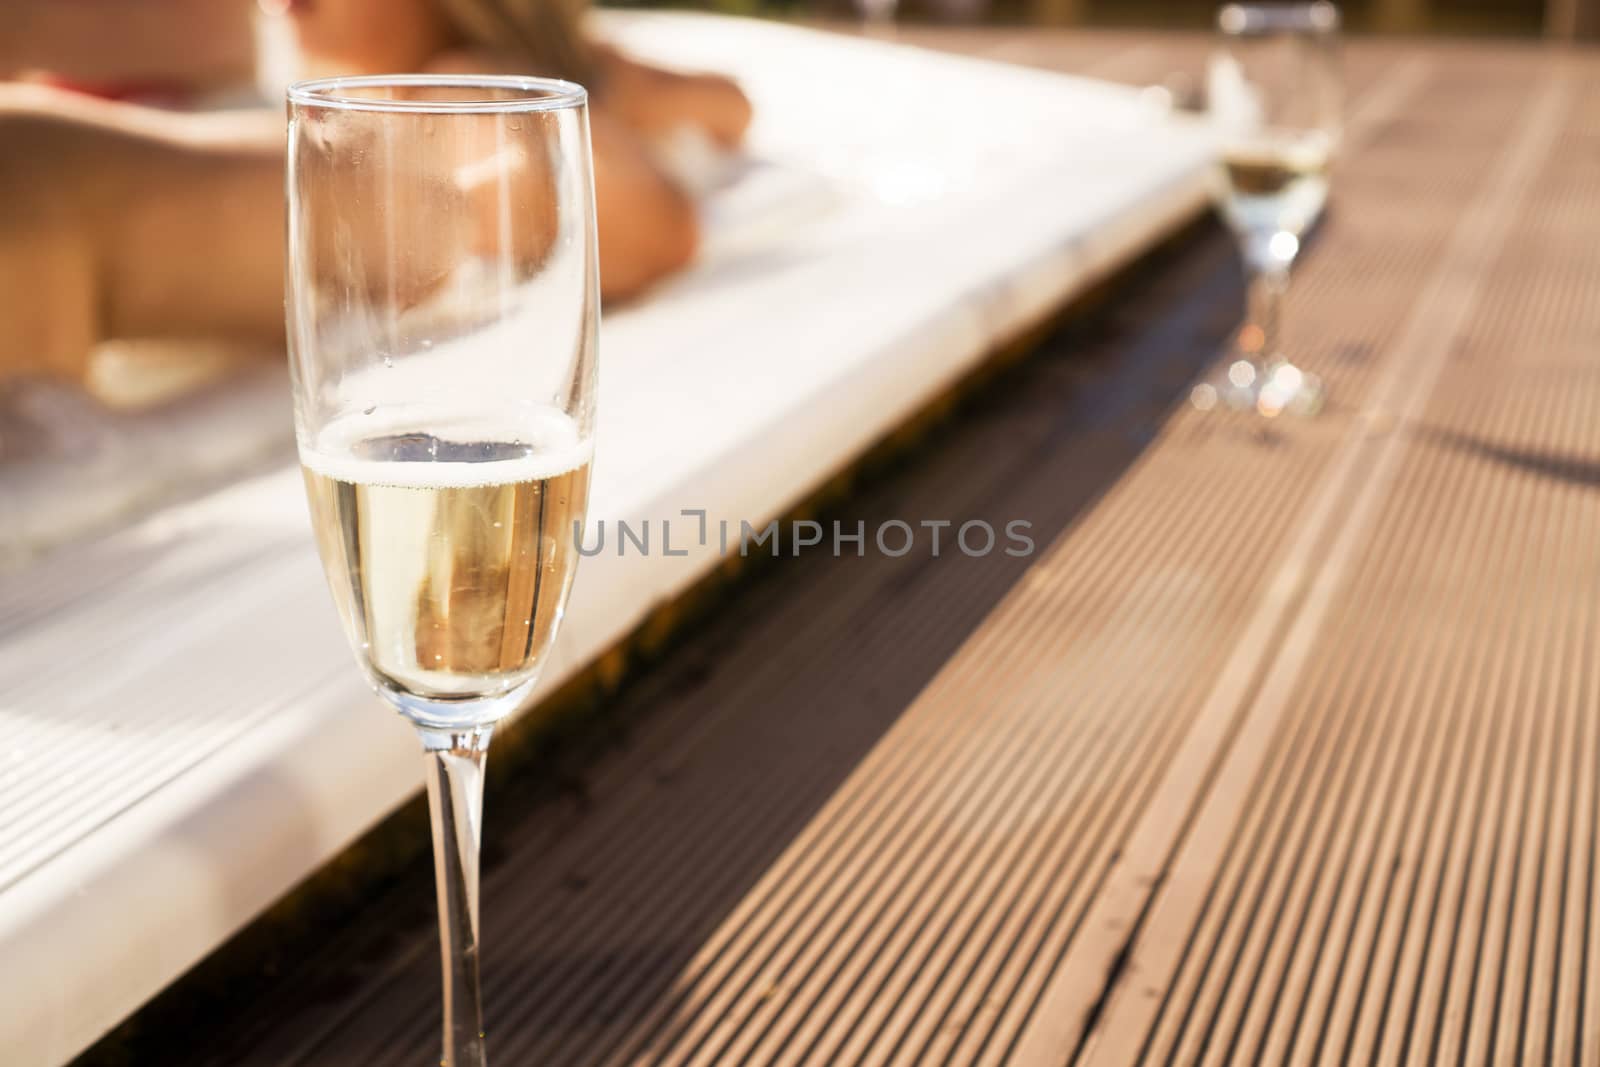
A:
0 66 698 384
427 49 699 301
0 89 284 383
586 107 697 300
591 43 752 150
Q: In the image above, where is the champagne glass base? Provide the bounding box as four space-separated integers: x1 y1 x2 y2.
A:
1190 358 1324 418
383 683 535 733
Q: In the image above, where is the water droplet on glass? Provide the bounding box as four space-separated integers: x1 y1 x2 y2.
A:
508 121 522 131
493 521 503 528
434 654 443 662
382 356 394 368
421 339 433 349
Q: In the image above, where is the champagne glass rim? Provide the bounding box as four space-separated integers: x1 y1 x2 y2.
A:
287 73 588 114
1218 1 1341 36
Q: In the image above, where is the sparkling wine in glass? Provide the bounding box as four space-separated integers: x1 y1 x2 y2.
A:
1198 1 1342 417
286 74 599 1067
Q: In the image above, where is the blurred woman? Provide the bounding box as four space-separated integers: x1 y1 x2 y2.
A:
0 0 750 383
273 0 751 148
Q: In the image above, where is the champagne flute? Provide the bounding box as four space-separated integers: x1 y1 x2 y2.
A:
285 75 598 1066
1198 1 1342 416
856 0 899 37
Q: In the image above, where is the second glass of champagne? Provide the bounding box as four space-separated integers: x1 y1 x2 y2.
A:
1202 1 1341 416
286 75 599 1067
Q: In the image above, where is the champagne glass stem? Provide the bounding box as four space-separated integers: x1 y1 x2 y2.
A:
420 724 494 1067
1246 257 1290 366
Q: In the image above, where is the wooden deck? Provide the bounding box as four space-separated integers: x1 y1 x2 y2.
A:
97 30 1600 1066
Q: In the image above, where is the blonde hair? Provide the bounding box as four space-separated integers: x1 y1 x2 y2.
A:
437 0 599 86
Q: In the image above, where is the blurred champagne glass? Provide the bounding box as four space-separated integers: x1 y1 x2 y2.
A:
856 0 900 36
1198 1 1342 417
286 74 598 1067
